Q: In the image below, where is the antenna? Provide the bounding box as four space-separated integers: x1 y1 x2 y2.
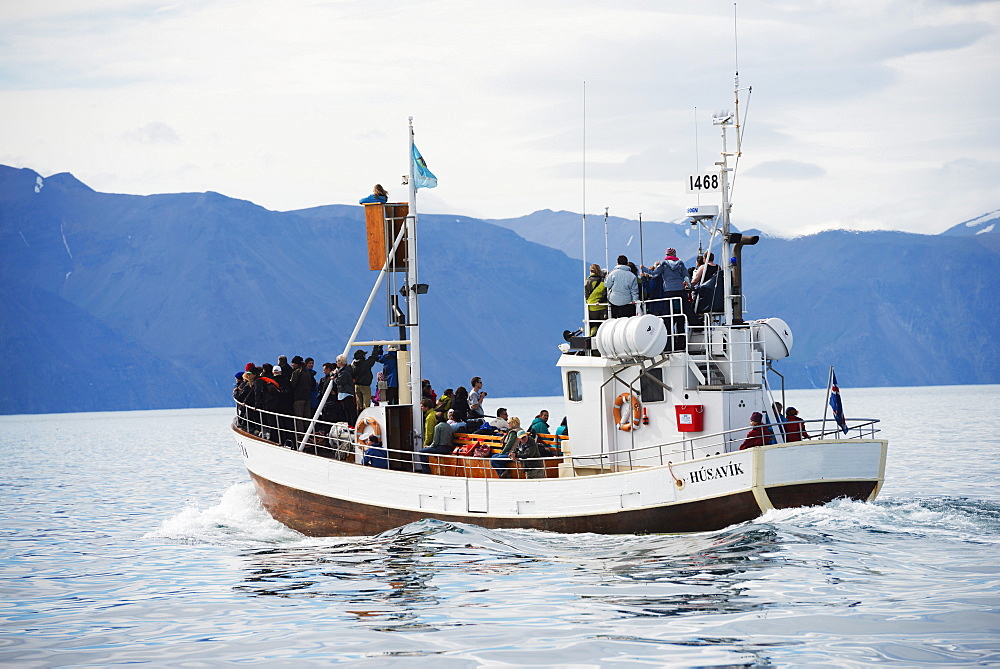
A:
733 2 741 156
729 2 751 201
604 207 610 271
581 81 589 333
694 107 700 206
638 212 644 271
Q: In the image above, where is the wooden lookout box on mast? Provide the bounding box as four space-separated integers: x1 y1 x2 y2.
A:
363 202 409 271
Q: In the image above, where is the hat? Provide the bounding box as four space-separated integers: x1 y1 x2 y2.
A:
245 362 255 372
273 365 282 374
235 372 243 380
291 355 304 365
786 407 798 416
666 247 677 256
749 411 763 422
516 429 527 438
353 350 366 360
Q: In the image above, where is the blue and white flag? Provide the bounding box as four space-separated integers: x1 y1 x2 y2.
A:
829 370 848 434
411 143 437 190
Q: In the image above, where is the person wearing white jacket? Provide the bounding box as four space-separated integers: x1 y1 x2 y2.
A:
604 254 639 318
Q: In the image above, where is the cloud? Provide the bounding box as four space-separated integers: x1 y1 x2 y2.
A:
744 160 827 180
860 21 993 60
124 121 180 144
0 0 998 236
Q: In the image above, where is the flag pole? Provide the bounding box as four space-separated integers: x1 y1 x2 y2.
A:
406 117 423 450
821 365 833 439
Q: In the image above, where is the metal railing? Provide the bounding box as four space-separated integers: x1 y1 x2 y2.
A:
579 416 882 474
234 402 881 479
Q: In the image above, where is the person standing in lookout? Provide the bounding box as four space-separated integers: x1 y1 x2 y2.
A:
604 254 639 318
359 184 388 204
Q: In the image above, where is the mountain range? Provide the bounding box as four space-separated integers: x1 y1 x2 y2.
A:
1 164 997 414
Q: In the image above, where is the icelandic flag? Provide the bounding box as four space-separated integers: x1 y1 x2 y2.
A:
829 371 848 434
411 143 438 189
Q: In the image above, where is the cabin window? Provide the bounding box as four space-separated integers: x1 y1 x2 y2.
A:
640 368 665 403
567 371 583 402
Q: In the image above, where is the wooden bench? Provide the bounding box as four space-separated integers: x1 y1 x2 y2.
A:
427 431 566 479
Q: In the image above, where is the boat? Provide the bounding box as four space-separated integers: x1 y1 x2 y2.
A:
232 106 888 537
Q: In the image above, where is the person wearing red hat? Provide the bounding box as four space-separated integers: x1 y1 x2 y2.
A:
739 412 767 450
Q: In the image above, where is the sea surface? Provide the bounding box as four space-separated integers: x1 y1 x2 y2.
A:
2 385 999 666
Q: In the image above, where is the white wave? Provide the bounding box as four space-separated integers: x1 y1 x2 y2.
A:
145 482 303 546
752 497 1000 544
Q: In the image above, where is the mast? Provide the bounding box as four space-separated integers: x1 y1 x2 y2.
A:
717 111 735 325
406 117 423 448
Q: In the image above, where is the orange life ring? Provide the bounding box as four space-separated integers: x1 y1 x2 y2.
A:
355 415 381 445
613 393 641 431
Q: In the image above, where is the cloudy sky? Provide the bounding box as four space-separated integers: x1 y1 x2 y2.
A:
2 0 998 236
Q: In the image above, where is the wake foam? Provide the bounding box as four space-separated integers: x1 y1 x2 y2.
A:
145 481 303 546
752 496 1000 543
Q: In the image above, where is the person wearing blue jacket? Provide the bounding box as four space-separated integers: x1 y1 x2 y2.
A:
643 248 695 350
374 344 399 405
359 184 389 204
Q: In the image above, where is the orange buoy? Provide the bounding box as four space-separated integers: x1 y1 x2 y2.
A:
612 393 642 431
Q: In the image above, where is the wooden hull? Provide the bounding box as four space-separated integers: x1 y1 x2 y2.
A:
235 428 887 537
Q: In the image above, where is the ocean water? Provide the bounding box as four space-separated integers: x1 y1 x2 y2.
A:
1 385 998 666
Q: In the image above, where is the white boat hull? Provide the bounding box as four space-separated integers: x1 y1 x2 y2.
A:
234 427 887 536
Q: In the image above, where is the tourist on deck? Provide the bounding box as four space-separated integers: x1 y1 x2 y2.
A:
317 362 336 421
585 263 608 334
530 410 550 435
446 408 467 433
604 255 639 318
489 407 510 431
490 417 522 478
451 386 470 422
435 388 454 415
332 354 356 424
290 355 316 419
739 412 767 450
422 399 438 447
644 248 695 323
422 379 437 405
417 405 454 474
468 377 486 417
270 365 295 432
555 416 568 437
374 344 399 405
689 254 703 282
351 349 378 411
361 434 389 468
254 366 283 442
304 358 318 409
691 252 719 286
784 407 811 442
359 184 389 204
770 402 785 442
233 370 254 430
